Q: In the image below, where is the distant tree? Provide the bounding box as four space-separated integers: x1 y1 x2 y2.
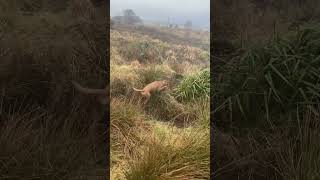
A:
184 20 192 29
123 9 136 17
122 9 142 25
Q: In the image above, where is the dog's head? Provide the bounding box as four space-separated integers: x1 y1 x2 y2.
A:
161 80 170 89
160 80 168 85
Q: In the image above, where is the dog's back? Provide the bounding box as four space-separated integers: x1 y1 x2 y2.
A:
144 80 167 92
133 80 168 104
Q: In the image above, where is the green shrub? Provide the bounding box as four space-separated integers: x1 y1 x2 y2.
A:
173 68 210 102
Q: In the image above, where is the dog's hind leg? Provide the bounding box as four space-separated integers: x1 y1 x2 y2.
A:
143 92 151 105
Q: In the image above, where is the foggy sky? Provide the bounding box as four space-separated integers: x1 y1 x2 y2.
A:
110 0 210 29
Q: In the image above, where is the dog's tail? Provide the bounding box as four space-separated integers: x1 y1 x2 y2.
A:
72 80 108 95
133 87 144 92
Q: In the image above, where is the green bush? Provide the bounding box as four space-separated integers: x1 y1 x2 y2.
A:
173 68 210 102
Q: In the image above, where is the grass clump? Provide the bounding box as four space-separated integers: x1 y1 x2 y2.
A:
274 119 320 180
111 98 149 155
185 99 210 128
215 24 320 130
213 24 320 180
145 93 185 122
173 68 210 102
124 124 210 180
111 65 141 97
137 65 174 84
0 104 108 179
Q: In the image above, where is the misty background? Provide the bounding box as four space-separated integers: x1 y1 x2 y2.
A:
110 0 210 30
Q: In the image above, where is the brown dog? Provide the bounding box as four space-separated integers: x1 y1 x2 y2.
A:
72 81 109 105
133 80 168 105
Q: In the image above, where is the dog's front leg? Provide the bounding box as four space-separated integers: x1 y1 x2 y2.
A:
159 86 168 92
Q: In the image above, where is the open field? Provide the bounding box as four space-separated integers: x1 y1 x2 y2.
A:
110 25 210 179
112 23 210 51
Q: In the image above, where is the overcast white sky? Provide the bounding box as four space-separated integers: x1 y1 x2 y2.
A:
110 0 210 29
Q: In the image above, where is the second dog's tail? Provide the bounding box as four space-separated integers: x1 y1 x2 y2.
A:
133 87 144 92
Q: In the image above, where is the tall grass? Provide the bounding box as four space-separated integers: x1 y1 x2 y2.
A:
0 103 108 179
110 97 149 154
174 68 210 102
0 1 108 179
214 25 320 131
125 127 210 180
273 111 320 180
213 24 320 180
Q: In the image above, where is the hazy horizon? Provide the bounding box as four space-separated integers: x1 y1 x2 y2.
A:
111 0 210 29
